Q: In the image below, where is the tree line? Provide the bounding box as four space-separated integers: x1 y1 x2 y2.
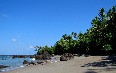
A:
35 6 116 56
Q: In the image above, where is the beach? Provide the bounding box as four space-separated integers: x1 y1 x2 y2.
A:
1 56 116 73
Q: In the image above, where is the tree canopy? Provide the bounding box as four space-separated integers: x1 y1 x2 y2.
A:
35 6 116 55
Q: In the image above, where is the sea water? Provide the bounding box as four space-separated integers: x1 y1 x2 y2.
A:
0 55 32 72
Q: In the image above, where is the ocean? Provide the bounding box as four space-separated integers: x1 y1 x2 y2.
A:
0 55 32 72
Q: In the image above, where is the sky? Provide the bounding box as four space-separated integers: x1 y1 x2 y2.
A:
0 0 115 55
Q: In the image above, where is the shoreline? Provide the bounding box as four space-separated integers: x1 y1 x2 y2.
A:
1 56 116 73
0 56 60 72
0 56 32 72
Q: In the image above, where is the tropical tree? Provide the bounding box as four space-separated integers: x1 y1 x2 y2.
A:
35 6 116 55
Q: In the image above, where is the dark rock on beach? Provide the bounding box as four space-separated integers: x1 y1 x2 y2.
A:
12 55 34 59
60 55 68 61
60 53 74 61
0 65 9 69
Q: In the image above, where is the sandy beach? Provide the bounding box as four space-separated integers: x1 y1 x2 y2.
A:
1 56 116 73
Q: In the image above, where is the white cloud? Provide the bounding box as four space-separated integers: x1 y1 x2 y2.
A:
12 39 17 42
29 46 34 48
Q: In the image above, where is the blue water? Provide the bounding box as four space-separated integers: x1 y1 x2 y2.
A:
0 55 32 72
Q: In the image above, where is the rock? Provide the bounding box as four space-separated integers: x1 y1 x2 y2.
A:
29 61 36 65
23 60 37 66
35 54 51 60
0 65 9 69
62 53 74 60
37 61 44 64
68 53 74 60
60 55 68 61
23 60 29 65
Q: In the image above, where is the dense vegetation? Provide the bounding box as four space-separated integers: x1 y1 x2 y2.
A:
35 6 116 55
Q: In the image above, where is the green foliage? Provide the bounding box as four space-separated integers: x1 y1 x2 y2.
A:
34 45 54 55
54 33 77 54
35 6 116 55
102 44 112 51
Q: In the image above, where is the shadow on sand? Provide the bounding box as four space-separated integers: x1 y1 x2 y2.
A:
81 56 116 67
82 56 116 73
84 71 97 73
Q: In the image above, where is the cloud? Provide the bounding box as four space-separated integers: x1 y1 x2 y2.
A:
12 39 17 42
29 46 34 48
